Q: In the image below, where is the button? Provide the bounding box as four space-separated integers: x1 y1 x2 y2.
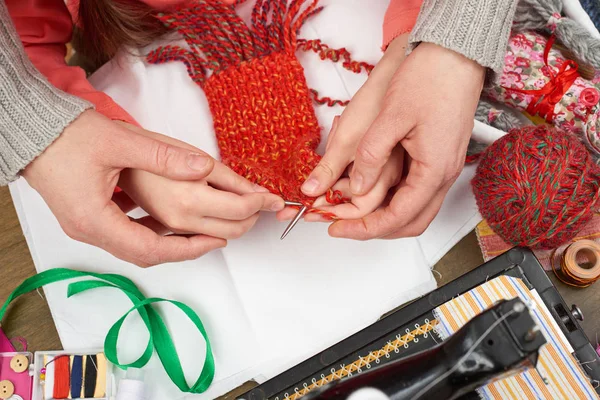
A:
9 354 29 373
0 380 14 399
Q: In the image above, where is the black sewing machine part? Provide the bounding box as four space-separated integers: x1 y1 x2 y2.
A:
298 298 545 400
241 249 600 400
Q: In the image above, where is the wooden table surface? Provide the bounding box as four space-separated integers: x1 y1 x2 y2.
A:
1 184 599 398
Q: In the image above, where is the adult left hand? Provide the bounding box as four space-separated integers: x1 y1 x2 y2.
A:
298 40 485 240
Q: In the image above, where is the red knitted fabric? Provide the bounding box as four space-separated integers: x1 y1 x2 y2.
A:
147 0 372 212
472 125 600 249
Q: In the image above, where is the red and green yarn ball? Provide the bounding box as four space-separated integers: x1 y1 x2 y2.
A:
472 125 600 249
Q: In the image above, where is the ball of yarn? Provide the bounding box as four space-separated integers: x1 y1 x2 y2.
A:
472 125 600 249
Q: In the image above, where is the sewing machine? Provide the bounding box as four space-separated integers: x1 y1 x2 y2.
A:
239 248 600 400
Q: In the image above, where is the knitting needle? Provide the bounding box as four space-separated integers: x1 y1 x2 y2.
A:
284 200 304 207
280 205 308 240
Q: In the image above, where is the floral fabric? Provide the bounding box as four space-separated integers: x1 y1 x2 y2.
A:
483 30 600 159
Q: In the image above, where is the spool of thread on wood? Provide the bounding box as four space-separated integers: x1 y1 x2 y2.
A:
551 239 600 287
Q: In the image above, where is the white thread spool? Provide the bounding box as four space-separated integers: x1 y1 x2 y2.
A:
115 368 146 400
347 387 390 400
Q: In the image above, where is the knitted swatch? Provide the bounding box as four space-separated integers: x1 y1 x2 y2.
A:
147 0 372 213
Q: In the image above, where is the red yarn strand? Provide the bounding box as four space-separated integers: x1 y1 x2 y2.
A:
297 39 374 75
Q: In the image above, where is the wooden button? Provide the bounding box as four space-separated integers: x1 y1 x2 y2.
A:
9 355 29 374
0 380 14 399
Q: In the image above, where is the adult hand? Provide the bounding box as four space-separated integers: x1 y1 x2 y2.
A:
300 40 485 239
23 110 279 267
116 122 284 240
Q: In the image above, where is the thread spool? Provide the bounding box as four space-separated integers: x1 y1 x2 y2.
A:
53 356 70 399
551 239 600 287
115 368 146 400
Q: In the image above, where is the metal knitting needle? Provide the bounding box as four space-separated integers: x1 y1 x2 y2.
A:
284 200 303 207
280 205 308 240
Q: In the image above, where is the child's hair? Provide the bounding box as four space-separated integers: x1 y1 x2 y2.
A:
72 0 168 72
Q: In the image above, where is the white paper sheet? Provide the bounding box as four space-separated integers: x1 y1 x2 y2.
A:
8 1 483 398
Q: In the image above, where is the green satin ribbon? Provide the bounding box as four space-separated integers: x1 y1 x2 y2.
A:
0 268 214 393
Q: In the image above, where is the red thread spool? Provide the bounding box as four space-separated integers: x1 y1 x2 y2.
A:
53 356 70 399
472 125 600 249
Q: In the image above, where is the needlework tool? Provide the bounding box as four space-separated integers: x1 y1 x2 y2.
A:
434 275 596 399
240 248 600 400
281 206 308 240
551 239 600 287
0 269 214 396
284 201 304 207
302 298 545 400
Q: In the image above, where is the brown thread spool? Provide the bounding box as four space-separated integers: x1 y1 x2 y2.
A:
551 240 600 288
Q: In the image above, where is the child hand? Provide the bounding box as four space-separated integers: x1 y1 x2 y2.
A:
277 34 409 222
116 122 285 240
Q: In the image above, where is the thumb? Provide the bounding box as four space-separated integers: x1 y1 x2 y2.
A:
351 112 408 195
302 116 348 196
112 129 215 180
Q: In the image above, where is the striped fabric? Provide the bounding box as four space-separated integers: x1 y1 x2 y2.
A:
434 276 598 399
475 215 600 271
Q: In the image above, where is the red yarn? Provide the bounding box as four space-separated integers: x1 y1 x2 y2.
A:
472 125 600 249
147 0 372 213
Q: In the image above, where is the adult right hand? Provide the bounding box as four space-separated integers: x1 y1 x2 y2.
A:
22 110 279 267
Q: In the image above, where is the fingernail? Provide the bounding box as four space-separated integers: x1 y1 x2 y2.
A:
271 200 285 212
253 184 270 193
350 172 363 194
302 178 319 195
187 153 210 170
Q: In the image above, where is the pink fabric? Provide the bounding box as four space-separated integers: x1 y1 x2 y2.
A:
0 328 15 353
382 0 423 49
0 353 33 399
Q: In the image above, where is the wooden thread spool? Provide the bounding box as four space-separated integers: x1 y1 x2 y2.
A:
551 240 600 288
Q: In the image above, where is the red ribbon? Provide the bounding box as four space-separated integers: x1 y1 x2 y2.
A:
505 35 580 122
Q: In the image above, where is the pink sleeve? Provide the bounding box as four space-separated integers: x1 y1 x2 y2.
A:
5 0 137 124
382 0 424 50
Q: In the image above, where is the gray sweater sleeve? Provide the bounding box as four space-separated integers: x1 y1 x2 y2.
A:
409 0 518 74
0 0 92 185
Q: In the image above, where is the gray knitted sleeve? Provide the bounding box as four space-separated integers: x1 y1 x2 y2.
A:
408 0 518 74
0 0 92 185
